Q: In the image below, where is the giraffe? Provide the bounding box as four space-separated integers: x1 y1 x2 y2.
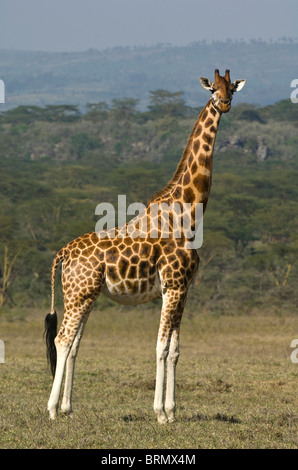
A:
44 69 245 423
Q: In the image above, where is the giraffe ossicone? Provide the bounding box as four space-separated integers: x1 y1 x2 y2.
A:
45 69 245 422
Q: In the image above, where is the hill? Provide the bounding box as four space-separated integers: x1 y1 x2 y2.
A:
1 39 298 111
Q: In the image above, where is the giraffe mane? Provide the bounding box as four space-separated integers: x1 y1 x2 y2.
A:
147 103 208 205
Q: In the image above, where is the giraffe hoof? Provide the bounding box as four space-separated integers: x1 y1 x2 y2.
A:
48 410 58 420
157 413 168 424
61 404 73 416
165 409 176 422
61 409 73 418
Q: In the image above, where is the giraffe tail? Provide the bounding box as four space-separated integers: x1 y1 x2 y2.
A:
44 248 65 378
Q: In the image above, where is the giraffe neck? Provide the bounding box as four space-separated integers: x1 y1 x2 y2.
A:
169 98 221 212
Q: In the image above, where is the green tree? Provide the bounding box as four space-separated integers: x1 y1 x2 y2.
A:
0 245 21 307
71 133 102 159
243 242 298 288
195 231 235 285
148 90 189 118
44 105 81 122
84 102 109 121
0 105 45 124
110 98 140 119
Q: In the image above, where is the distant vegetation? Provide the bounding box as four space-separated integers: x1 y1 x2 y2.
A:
1 39 298 110
0 94 298 315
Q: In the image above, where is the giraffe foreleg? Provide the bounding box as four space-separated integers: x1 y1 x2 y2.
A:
154 334 170 424
165 295 185 422
165 327 180 422
153 288 186 424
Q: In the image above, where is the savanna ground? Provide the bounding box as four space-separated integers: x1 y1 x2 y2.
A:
0 305 297 449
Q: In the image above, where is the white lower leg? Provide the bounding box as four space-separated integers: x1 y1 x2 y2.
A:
47 344 69 420
60 354 76 415
153 341 169 424
61 320 86 415
165 331 180 422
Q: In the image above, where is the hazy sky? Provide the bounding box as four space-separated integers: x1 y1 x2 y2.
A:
1 0 297 52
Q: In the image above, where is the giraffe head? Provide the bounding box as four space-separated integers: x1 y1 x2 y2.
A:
199 69 246 113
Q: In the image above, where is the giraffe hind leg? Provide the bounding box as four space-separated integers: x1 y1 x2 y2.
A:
47 295 98 420
60 313 90 415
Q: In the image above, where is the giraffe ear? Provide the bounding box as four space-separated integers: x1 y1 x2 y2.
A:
232 79 246 92
199 77 213 91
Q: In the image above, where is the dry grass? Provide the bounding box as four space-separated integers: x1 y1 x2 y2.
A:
0 306 297 449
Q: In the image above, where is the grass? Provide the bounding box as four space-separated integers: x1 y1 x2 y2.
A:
0 305 297 449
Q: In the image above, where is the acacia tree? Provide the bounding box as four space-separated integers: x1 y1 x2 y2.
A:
148 90 190 118
44 105 81 122
84 102 109 121
244 242 298 288
0 245 21 307
194 231 235 285
110 98 140 119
